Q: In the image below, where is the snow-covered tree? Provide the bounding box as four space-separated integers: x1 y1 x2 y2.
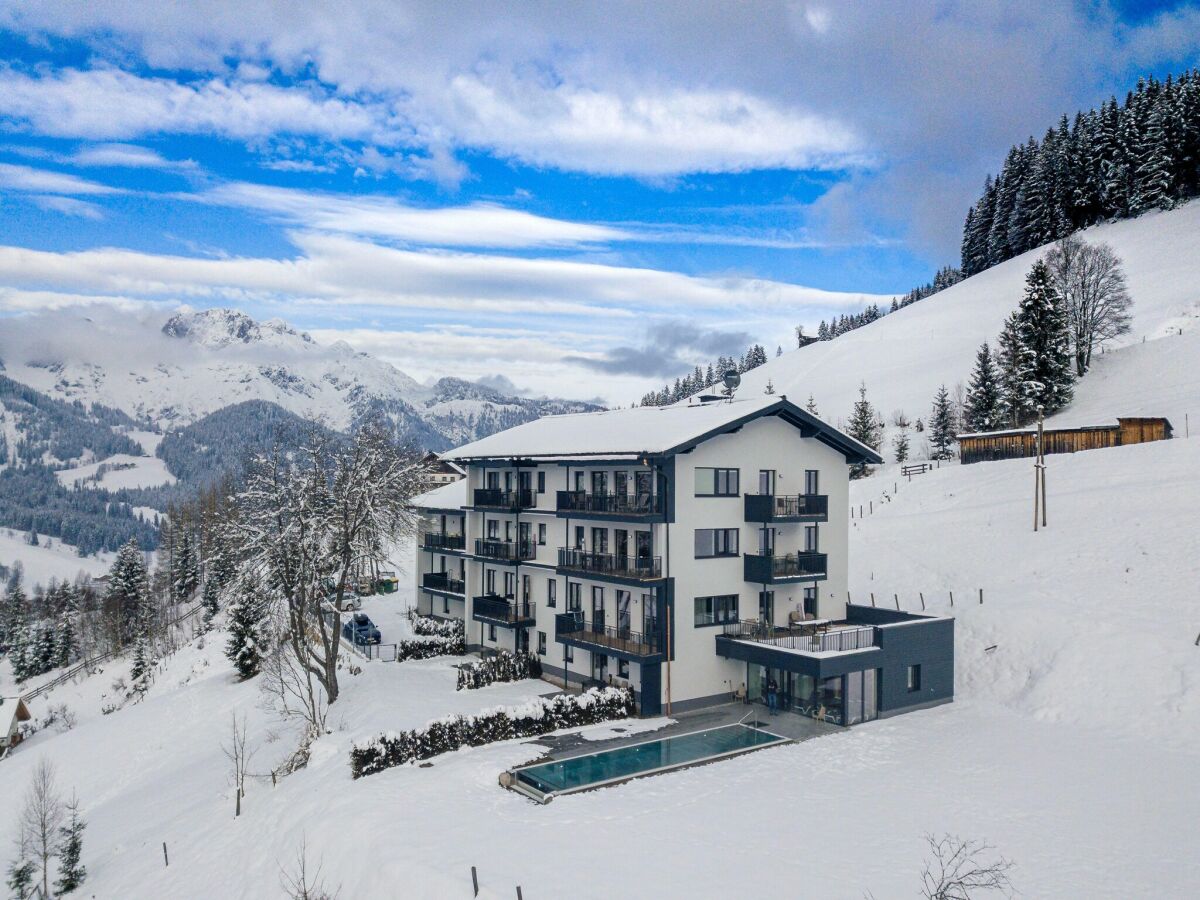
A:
200 577 221 632
893 431 911 463
6 858 34 900
846 384 883 478
54 794 87 895
964 343 1004 432
104 539 151 647
170 530 200 603
1013 259 1075 419
224 577 268 680
804 394 819 417
929 386 956 460
1045 235 1133 376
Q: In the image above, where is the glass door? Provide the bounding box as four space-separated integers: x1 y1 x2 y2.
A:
591 586 605 632
635 530 652 560
614 528 629 560
614 470 628 497
758 469 775 495
642 592 658 638
616 590 631 637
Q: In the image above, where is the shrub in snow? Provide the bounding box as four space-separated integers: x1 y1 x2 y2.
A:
406 608 463 639
456 651 542 690
350 686 636 778
395 630 465 662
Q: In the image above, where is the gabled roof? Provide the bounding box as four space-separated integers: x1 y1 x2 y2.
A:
2 696 31 736
445 395 882 465
412 478 467 512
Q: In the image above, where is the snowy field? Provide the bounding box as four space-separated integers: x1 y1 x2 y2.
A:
0 530 112 590
2 436 1199 897
54 430 176 491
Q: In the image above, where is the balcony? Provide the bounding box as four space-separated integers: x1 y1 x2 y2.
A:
472 488 535 511
556 490 665 520
472 595 537 628
720 620 876 653
555 612 663 660
421 572 465 595
743 551 827 584
473 538 537 563
744 493 828 523
556 548 663 583
421 532 466 552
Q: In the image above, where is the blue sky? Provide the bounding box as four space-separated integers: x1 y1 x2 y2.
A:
0 1 1196 402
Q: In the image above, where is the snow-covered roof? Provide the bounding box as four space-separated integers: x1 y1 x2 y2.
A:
445 395 882 464
412 478 467 512
2 697 31 737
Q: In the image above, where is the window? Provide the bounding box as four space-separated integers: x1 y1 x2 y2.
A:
485 569 496 595
618 658 629 678
805 524 819 553
503 571 516 598
442 596 449 615
537 631 547 655
488 624 497 642
564 644 574 663
907 664 922 692
568 582 582 612
537 470 546 493
574 525 585 550
547 579 557 608
538 523 547 545
522 574 530 602
803 586 818 616
758 590 774 622
805 469 820 495
486 519 499 539
694 528 739 558
695 467 739 496
694 594 739 626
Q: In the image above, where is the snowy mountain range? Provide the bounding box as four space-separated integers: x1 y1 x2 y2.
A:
0 307 601 451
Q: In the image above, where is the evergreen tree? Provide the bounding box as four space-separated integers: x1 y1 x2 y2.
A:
1013 260 1075 419
225 579 268 679
929 386 956 460
54 795 87 895
104 539 151 646
893 431 911 463
804 394 819 417
995 311 1024 426
846 384 882 478
964 342 1004 432
171 530 200 603
763 379 776 395
6 859 35 900
200 577 221 632
0 576 28 651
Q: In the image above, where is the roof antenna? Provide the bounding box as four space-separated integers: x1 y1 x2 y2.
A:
721 369 740 402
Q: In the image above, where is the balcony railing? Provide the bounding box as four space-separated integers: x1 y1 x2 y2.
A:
422 572 465 594
744 493 829 522
557 548 663 581
556 612 661 657
722 620 877 653
474 538 537 562
473 488 535 510
473 595 536 625
744 551 827 583
556 490 665 516
421 532 466 552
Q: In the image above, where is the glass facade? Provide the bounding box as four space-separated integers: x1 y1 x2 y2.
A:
747 665 879 726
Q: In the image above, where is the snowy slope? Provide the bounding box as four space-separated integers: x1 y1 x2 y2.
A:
0 530 113 588
2 439 1199 898
732 201 1200 432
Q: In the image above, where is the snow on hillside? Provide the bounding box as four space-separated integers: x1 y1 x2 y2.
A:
733 201 1200 434
3 439 1199 898
55 453 176 490
0 530 112 588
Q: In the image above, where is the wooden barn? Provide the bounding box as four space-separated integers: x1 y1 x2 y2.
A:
1 696 32 754
958 417 1173 465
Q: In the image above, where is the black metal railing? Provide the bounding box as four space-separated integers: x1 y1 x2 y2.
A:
556 612 661 656
422 532 466 551
473 595 536 624
474 538 537 561
473 488 535 510
722 620 876 653
557 548 663 580
744 493 828 522
422 572 465 594
744 551 827 582
556 490 665 516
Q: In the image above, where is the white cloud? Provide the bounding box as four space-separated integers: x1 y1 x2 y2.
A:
71 142 195 170
0 161 119 195
194 182 630 249
28 195 106 219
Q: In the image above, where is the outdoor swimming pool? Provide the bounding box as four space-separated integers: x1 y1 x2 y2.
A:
509 723 788 801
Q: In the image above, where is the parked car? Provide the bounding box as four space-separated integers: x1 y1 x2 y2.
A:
342 612 381 646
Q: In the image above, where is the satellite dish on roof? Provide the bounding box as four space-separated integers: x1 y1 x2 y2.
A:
721 369 740 399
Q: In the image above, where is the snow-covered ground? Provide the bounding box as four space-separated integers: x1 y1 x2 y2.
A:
3 436 1199 897
0 530 112 589
55 453 176 491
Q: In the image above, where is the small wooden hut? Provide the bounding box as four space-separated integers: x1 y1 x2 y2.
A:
1 696 32 752
958 417 1173 465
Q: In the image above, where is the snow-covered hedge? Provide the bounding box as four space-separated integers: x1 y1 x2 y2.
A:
406 608 464 639
456 650 541 690
350 686 636 778
395 631 466 661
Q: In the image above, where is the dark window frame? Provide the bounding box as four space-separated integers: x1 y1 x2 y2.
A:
907 664 922 692
695 466 740 497
537 470 546 493
694 527 740 559
693 594 740 627
537 631 547 655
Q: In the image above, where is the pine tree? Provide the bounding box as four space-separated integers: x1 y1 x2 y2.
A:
6 859 34 900
929 386 956 460
763 379 775 395
1013 260 1075 419
964 342 1004 432
104 540 151 647
225 579 267 679
171 530 200 603
54 795 87 895
893 431 910 463
0 577 28 651
200 577 220 632
846 384 882 478
804 394 819 417
995 311 1024 426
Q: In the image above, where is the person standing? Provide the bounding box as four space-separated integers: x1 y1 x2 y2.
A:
766 675 779 716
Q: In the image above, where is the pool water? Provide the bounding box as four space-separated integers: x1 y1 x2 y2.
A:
512 724 786 798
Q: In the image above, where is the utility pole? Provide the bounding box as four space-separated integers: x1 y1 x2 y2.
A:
1033 406 1047 531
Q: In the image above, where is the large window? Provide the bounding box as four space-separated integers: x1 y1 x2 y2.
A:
537 471 546 493
567 582 582 612
805 469 820 495
907 664 922 692
694 594 739 626
695 467 739 496
537 631 547 655
695 528 739 558
805 524 819 552
547 579 557 608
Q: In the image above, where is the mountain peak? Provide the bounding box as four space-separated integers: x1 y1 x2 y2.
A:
161 308 311 348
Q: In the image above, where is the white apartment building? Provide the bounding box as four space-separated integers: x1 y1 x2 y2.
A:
413 395 953 724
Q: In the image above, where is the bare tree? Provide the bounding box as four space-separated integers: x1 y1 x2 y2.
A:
18 758 65 900
891 410 911 429
229 424 429 708
280 834 340 900
221 713 256 817
920 833 1015 900
1045 235 1133 376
